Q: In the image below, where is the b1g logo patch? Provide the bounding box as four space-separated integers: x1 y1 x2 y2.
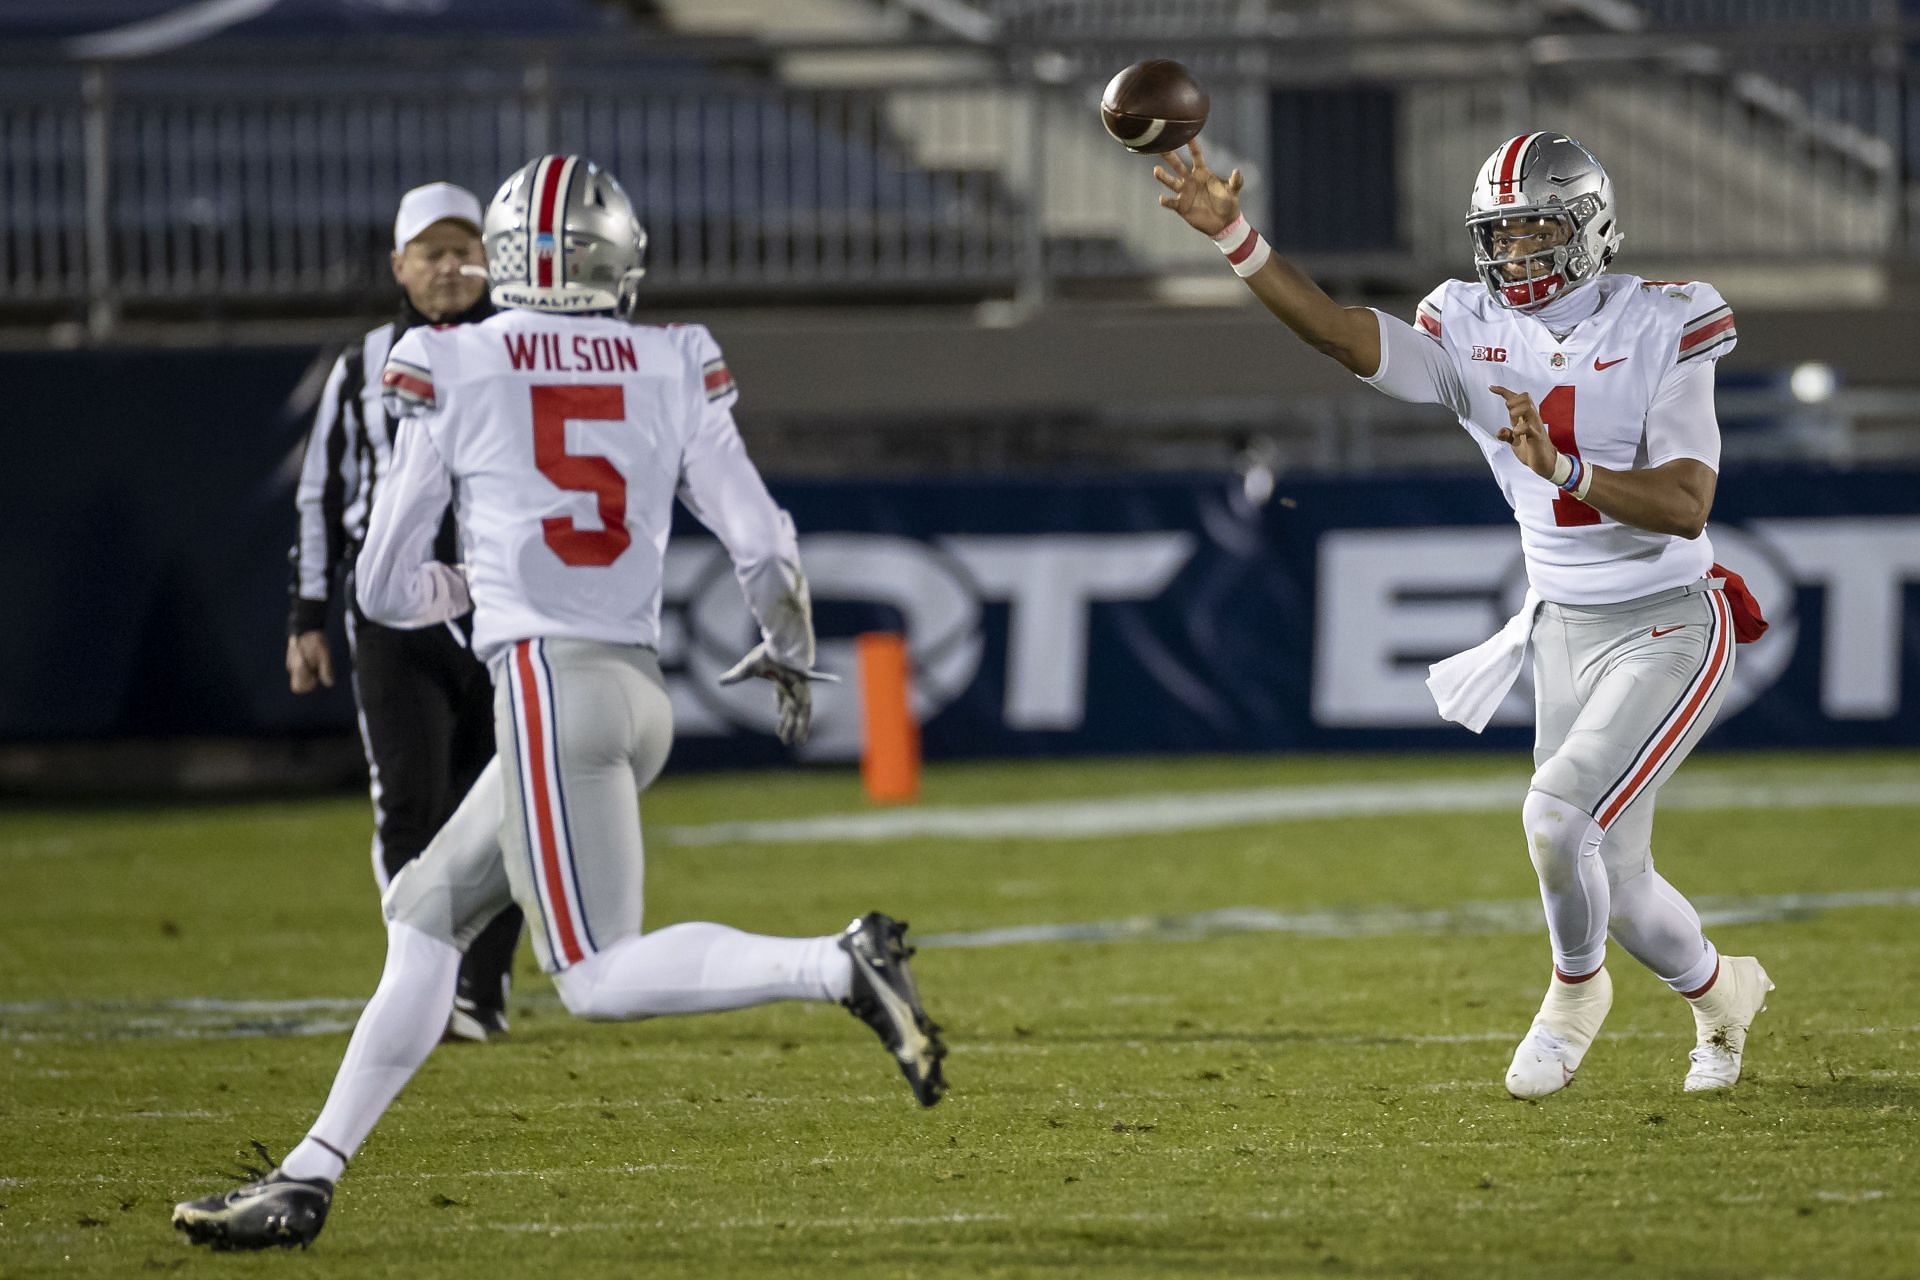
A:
1471 346 1508 363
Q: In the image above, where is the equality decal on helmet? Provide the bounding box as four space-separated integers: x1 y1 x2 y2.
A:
530 156 579 291
487 154 647 315
1490 132 1545 206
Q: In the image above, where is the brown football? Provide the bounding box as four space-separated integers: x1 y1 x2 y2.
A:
1100 60 1209 154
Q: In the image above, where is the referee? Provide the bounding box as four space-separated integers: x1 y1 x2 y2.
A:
286 182 522 1042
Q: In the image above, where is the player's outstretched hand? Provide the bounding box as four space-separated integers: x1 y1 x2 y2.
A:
286 630 334 695
1490 385 1560 480
718 642 841 747
1154 139 1242 237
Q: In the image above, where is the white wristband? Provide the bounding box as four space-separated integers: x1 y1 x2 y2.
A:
1211 216 1272 278
1572 460 1596 501
1549 453 1573 487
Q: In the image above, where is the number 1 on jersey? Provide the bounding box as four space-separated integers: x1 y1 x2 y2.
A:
532 384 632 566
1539 385 1600 527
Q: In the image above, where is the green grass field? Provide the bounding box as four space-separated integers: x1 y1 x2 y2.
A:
4 750 1917 1279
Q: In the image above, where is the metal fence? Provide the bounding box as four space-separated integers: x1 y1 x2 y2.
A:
1631 0 1893 24
0 57 1038 324
1 29 1915 333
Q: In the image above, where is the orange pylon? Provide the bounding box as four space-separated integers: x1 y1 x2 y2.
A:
856 632 920 805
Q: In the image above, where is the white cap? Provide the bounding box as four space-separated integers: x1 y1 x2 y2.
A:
393 182 484 252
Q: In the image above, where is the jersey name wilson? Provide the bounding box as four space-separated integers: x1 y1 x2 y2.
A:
503 332 642 374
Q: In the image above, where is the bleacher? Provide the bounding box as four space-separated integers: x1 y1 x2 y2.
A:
4 0 1920 474
0 0 1048 316
5 0 1917 326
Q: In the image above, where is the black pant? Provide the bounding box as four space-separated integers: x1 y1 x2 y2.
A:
349 608 522 1010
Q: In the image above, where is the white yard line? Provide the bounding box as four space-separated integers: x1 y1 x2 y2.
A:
915 887 1920 949
0 996 365 1015
958 1024 1920 1053
450 1207 1293 1236
4 771 1906 859
659 773 1919 846
6 888 1918 1041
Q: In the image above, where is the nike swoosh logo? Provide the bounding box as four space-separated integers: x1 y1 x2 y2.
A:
1650 625 1684 638
1594 356 1629 370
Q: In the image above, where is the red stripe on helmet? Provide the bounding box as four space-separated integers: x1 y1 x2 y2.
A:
534 157 566 289
1494 133 1536 203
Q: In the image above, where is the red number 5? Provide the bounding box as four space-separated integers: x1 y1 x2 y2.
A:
1539 385 1600 528
532 384 632 567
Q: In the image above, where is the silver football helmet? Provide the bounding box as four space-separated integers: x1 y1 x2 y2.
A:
1465 133 1622 311
484 155 647 316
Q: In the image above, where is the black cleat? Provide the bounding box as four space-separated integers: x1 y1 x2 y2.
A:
446 996 509 1044
839 911 947 1107
173 1168 332 1251
446 976 510 1043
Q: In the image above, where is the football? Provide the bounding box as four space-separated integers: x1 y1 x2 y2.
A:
1099 59 1209 154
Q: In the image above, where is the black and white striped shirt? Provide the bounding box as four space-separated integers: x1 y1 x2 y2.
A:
287 300 489 633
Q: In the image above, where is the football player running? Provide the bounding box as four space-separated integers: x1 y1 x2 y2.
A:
173 155 945 1252
1156 134 1772 1098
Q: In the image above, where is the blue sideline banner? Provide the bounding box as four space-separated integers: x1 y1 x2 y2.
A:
661 472 1920 765
2 346 1915 760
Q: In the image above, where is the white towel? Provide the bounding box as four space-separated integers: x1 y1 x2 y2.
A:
1425 590 1542 733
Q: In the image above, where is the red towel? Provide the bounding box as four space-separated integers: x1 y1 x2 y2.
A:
1711 562 1770 644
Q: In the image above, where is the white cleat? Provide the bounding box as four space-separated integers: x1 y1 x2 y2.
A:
1505 967 1614 1099
1684 955 1774 1092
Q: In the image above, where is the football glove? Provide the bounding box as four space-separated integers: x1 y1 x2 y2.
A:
718 642 840 746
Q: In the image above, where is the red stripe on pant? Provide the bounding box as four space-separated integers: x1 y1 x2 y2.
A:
1597 592 1732 828
515 640 585 964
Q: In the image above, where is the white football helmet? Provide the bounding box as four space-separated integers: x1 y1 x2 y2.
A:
484 155 647 316
1465 133 1622 311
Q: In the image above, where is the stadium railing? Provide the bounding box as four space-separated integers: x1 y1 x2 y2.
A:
0 23 1914 334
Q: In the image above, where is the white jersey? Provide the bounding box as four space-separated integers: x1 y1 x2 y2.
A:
355 309 812 669
1364 273 1737 605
